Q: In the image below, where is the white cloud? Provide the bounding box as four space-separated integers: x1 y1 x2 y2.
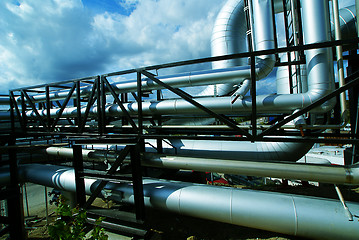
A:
0 0 355 95
0 0 223 93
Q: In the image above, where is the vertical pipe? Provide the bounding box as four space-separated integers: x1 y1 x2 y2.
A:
332 0 349 121
283 0 294 94
44 186 49 226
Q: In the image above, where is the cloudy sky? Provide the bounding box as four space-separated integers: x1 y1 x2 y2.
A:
0 0 223 94
0 0 355 95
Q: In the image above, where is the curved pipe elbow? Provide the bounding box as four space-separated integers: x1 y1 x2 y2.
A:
303 88 337 114
255 57 276 80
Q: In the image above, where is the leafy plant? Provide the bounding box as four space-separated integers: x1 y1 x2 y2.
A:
48 195 108 240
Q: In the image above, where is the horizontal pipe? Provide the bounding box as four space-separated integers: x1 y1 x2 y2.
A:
82 138 312 162
44 147 118 161
116 178 359 240
5 164 358 240
142 153 359 185
41 146 359 185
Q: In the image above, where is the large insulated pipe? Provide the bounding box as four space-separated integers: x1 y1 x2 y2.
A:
5 164 358 240
45 137 313 162
86 138 312 162
330 5 357 44
142 139 312 162
202 0 275 97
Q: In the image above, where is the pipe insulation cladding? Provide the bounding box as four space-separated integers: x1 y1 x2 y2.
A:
1 164 356 240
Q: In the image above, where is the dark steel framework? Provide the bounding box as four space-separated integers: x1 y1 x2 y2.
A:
7 38 359 142
2 5 359 237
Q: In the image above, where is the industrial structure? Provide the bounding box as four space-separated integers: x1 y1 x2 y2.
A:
1 0 359 239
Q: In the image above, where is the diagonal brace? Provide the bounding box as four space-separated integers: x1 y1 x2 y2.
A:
21 90 48 131
9 92 25 130
139 70 252 139
51 84 76 131
84 145 132 209
102 76 138 132
79 80 99 133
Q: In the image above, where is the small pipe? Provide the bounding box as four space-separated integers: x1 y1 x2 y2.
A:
142 153 359 185
332 0 349 122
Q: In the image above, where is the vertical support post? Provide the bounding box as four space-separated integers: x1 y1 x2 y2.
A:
130 144 145 222
271 0 279 62
136 72 145 151
76 81 82 128
250 55 257 140
245 0 256 140
96 76 103 135
100 76 107 134
347 51 359 164
21 91 27 130
137 72 143 136
45 85 51 129
45 186 49 226
295 0 304 58
156 90 163 153
7 138 26 239
121 93 129 127
9 91 15 133
73 145 86 207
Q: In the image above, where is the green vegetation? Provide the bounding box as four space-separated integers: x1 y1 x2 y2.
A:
48 196 108 240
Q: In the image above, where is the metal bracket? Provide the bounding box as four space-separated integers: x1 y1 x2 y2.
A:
334 184 353 221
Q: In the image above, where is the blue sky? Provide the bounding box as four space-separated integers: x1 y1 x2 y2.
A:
0 0 355 95
0 0 223 93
